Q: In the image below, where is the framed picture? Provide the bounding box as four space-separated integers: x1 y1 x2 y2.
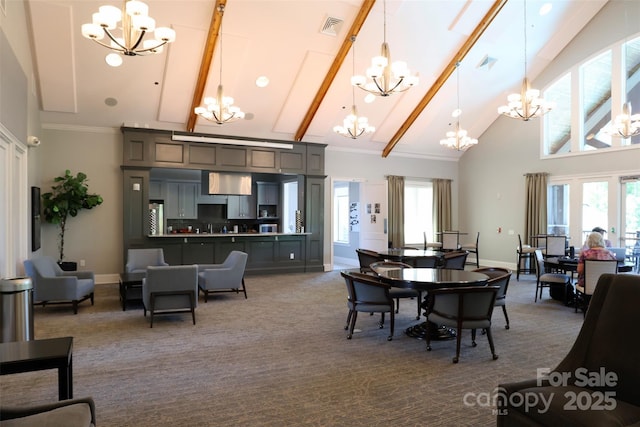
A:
31 186 41 251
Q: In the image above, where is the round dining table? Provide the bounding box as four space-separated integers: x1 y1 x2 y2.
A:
377 267 489 340
376 248 445 268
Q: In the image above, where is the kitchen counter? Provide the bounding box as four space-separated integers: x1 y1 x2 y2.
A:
148 232 310 238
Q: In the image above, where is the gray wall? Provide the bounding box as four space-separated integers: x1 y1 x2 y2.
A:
459 0 640 268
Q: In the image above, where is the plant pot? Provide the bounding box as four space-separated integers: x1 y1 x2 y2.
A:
58 261 77 272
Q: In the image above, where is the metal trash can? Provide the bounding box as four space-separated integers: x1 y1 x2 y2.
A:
0 277 34 342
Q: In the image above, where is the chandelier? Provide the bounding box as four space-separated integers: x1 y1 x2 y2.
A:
351 0 418 97
497 0 554 120
81 0 176 67
440 62 478 151
335 39 375 139
609 102 640 138
194 5 245 125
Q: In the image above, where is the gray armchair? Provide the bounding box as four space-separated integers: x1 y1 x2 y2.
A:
125 248 168 273
197 251 248 302
0 397 96 427
23 256 94 314
497 274 640 426
142 265 198 327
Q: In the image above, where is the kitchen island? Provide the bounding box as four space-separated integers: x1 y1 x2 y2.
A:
144 232 314 274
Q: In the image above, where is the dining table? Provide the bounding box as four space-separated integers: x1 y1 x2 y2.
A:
376 248 445 266
376 267 489 340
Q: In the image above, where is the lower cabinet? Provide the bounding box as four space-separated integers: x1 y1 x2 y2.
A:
144 235 307 273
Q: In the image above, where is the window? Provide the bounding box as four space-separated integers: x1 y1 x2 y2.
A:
544 73 572 155
582 181 609 241
548 184 569 235
333 185 349 244
542 33 640 157
404 180 433 245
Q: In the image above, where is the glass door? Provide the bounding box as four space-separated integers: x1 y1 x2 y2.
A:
621 176 640 270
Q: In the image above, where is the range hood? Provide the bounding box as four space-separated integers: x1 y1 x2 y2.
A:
203 172 252 195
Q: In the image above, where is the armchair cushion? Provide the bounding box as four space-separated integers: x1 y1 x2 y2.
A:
0 397 96 427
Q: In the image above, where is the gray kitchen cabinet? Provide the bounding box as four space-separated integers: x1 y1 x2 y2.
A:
257 182 279 205
149 179 165 200
227 195 256 219
166 181 198 219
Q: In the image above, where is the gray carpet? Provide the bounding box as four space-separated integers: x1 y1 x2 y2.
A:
1 269 584 426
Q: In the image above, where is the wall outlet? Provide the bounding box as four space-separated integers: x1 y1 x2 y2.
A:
290 253 295 260
80 259 86 267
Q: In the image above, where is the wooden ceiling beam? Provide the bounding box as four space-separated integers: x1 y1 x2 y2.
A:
294 0 376 142
381 0 508 157
186 0 227 133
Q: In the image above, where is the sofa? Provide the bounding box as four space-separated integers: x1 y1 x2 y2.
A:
497 273 640 426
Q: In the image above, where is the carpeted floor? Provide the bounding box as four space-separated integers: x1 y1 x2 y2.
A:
0 269 584 426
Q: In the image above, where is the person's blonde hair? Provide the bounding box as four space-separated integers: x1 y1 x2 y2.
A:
587 231 605 248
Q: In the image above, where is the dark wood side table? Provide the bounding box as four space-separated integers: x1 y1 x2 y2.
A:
119 272 145 311
0 337 73 400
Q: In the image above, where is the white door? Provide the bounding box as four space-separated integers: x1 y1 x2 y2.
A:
359 180 388 252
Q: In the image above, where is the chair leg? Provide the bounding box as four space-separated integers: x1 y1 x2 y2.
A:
379 312 385 328
345 309 353 330
502 305 510 329
453 328 462 363
189 291 196 325
241 278 248 299
347 312 358 339
395 298 400 314
415 292 422 320
485 327 499 360
73 300 78 315
388 311 394 341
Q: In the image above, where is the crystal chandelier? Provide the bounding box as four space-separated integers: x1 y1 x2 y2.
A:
194 5 245 125
497 0 554 120
609 102 640 138
440 63 477 151
335 39 375 139
81 0 176 67
351 0 418 97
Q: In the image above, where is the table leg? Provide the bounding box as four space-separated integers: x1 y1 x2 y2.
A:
405 293 456 340
58 354 72 400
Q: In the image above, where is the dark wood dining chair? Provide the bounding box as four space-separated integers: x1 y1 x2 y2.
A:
460 232 479 268
473 267 512 329
441 251 468 270
355 248 382 273
370 261 422 320
534 249 571 304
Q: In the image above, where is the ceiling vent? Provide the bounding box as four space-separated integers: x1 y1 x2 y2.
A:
477 54 498 70
320 16 344 36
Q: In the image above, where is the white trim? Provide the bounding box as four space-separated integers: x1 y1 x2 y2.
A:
171 133 293 150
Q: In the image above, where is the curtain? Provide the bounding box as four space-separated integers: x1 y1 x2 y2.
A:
387 175 405 248
525 173 548 244
433 179 452 241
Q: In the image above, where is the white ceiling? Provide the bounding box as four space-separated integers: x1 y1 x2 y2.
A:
26 0 607 160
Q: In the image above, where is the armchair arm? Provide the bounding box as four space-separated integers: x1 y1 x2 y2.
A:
0 397 96 425
35 276 84 301
61 271 95 280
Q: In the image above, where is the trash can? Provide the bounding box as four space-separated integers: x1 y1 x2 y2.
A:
0 277 34 342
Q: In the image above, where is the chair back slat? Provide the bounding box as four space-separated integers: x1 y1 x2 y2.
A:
545 236 567 257
583 259 618 295
442 251 468 270
356 249 382 273
442 231 460 251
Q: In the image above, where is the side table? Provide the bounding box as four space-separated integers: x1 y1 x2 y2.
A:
0 336 73 400
119 272 145 311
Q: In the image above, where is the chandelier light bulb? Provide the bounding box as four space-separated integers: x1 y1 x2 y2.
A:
607 102 640 139
81 0 176 60
498 78 555 120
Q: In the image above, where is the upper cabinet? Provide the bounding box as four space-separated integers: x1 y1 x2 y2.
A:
227 195 257 219
166 182 198 219
149 180 165 200
257 182 279 218
122 128 325 175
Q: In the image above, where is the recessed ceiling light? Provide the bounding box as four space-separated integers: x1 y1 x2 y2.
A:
105 97 118 107
255 76 269 88
539 3 552 16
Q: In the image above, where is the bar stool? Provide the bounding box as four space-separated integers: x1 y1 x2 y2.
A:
516 234 536 280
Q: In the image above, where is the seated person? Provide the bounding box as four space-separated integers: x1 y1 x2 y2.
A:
576 231 616 288
580 226 612 251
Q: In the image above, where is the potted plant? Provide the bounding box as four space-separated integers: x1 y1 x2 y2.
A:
42 169 103 270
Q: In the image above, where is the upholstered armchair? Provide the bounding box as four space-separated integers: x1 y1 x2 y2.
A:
125 248 168 273
23 257 94 314
0 397 96 427
197 251 248 302
142 265 198 327
497 274 640 426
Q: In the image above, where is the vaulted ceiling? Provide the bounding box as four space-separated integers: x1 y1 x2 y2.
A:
26 0 608 160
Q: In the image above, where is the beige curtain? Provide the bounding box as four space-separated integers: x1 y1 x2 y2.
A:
525 173 548 244
433 179 452 241
387 175 405 248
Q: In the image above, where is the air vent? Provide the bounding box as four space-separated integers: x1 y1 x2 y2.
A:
320 16 344 36
477 54 498 70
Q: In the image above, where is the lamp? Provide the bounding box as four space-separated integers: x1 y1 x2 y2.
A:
497 0 554 120
81 0 176 67
195 4 244 125
440 62 478 151
609 102 640 139
351 0 418 97
334 38 375 139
